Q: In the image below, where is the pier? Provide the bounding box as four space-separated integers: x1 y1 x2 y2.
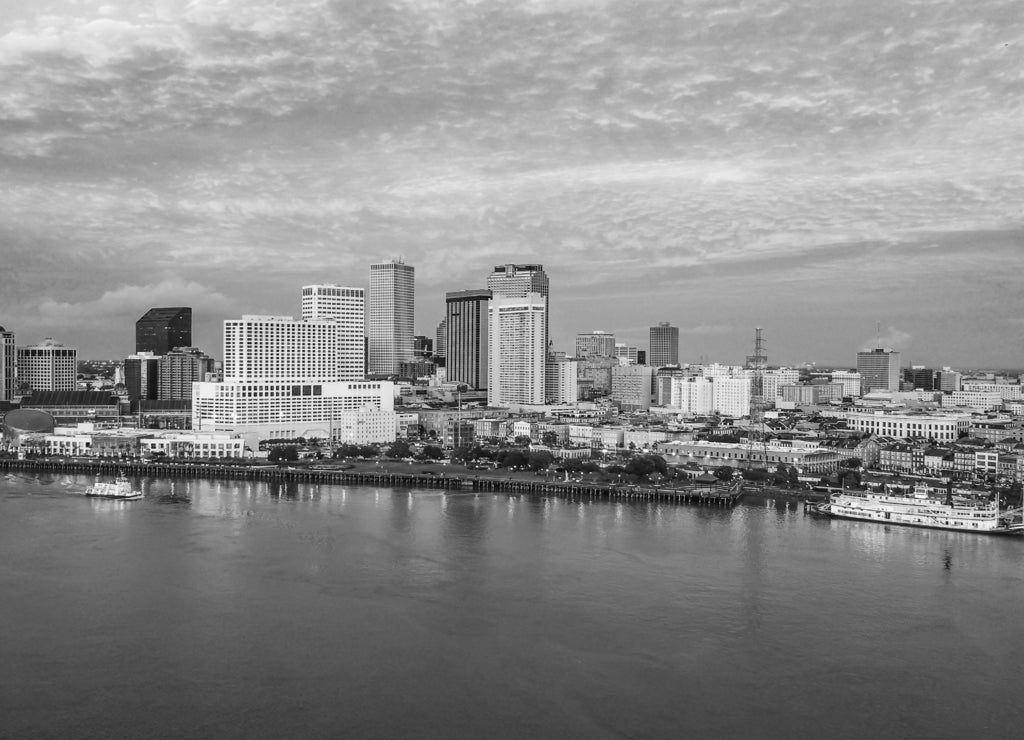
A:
0 459 746 507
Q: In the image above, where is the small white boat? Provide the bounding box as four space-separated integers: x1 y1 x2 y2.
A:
85 472 142 500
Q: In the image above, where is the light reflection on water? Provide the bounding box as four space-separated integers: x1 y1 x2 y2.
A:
1 473 1023 739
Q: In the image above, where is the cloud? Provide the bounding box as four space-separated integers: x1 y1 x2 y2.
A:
35 278 233 329
860 327 912 353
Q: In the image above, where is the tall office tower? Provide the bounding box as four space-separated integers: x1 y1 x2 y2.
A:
435 319 447 361
0 326 15 401
649 322 679 367
575 331 616 358
158 347 214 401
301 284 365 381
368 260 415 375
17 338 77 392
445 289 491 390
856 348 902 393
488 293 546 406
136 307 192 355
124 351 161 400
192 315 394 442
487 264 550 397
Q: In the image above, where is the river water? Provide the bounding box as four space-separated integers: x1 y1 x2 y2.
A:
2 471 1022 739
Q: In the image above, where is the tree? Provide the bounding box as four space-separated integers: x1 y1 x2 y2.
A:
500 449 529 469
713 465 735 481
513 435 532 446
386 439 413 458
541 431 559 447
420 445 444 460
841 457 862 469
527 450 554 471
268 446 299 462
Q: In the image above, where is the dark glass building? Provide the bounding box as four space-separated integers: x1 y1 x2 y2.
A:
136 307 192 355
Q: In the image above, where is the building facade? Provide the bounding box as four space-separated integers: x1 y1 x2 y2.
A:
301 284 365 381
136 307 192 355
575 331 616 358
487 293 546 406
649 322 679 367
158 347 215 401
124 351 161 400
17 338 77 392
611 365 655 411
445 289 491 390
546 358 578 403
368 260 415 375
0 327 15 402
857 348 901 393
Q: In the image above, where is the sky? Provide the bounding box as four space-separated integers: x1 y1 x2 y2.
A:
1 0 1022 367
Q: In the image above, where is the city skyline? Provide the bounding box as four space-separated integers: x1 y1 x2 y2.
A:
1 0 1022 366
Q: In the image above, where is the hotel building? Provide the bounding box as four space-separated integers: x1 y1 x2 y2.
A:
487 293 546 406
17 338 77 392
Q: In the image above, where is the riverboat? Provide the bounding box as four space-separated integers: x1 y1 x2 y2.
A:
85 472 142 500
814 483 1023 534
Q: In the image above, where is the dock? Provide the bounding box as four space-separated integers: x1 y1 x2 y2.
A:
0 459 746 508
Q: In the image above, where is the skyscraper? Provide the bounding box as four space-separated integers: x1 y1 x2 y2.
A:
857 348 902 393
487 264 550 398
649 322 679 367
136 307 192 355
488 293 546 406
0 326 15 402
435 318 447 361
368 260 415 375
445 289 491 390
17 338 77 392
301 284 365 381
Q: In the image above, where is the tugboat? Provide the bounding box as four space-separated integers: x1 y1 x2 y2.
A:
85 472 143 500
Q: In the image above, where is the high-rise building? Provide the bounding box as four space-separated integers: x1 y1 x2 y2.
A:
124 351 161 400
487 293 546 406
193 314 394 442
938 370 962 392
435 319 447 361
575 331 616 358
445 289 491 390
301 284 365 381
487 264 550 398
0 326 15 402
136 307 192 355
857 348 901 393
368 260 415 375
611 365 655 411
649 322 679 367
158 347 214 401
17 338 77 392
831 371 863 398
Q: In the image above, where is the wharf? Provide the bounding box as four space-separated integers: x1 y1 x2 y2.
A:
0 459 745 508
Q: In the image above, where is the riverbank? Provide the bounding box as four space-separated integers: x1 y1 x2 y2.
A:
1 457 747 507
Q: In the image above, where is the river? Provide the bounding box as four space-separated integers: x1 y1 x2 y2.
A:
2 471 1022 738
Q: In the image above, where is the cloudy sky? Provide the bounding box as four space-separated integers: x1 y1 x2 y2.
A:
1 0 1022 367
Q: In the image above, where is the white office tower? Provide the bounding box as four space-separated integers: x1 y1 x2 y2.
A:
546 358 578 404
368 260 415 375
712 376 752 417
488 293 546 407
301 284 365 381
193 315 394 443
16 338 77 392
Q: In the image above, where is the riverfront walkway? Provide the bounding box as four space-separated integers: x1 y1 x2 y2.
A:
0 459 746 507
